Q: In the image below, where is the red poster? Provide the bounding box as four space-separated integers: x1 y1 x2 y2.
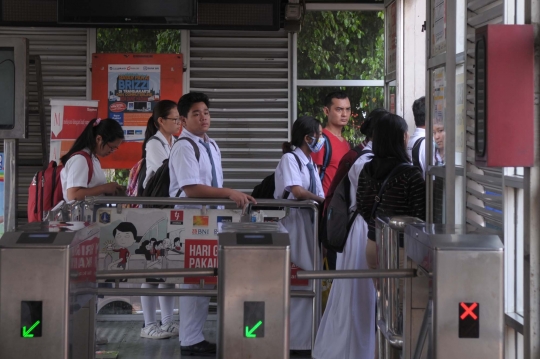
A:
71 236 100 283
51 106 98 140
291 263 309 286
92 53 183 169
184 239 218 285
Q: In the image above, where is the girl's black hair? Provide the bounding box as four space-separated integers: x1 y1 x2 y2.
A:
372 113 410 163
60 118 124 165
360 108 388 140
173 237 181 245
282 116 321 154
141 100 177 159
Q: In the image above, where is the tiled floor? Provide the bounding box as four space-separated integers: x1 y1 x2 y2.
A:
96 321 311 359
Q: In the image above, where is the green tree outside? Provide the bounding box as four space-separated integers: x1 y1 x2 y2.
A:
297 11 385 145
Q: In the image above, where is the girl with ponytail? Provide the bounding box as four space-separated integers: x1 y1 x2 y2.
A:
137 100 181 340
60 118 125 201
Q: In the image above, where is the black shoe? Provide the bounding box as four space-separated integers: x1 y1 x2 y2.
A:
290 349 312 358
180 340 216 356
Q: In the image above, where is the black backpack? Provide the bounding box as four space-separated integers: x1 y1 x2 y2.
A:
319 149 372 252
142 137 204 200
411 137 425 170
252 153 302 199
136 136 168 196
319 133 333 182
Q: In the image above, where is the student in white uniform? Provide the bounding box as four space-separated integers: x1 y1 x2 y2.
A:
138 100 181 340
313 108 389 359
60 118 124 347
274 116 325 354
407 96 427 177
60 118 125 202
169 92 256 356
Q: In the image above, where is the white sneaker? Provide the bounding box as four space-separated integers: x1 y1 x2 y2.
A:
160 322 179 336
140 323 172 339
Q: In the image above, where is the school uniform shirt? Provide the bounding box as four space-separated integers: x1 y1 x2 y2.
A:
274 147 323 350
313 143 376 359
407 127 427 177
311 128 351 195
167 129 222 346
60 148 107 202
169 129 223 199
143 131 173 188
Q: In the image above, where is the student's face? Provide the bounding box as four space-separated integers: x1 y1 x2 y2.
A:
115 230 135 248
181 102 210 137
324 98 351 127
158 108 181 135
96 136 123 157
433 124 445 149
305 125 324 147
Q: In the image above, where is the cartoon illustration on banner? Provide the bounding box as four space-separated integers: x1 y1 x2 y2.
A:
108 64 161 142
94 208 306 285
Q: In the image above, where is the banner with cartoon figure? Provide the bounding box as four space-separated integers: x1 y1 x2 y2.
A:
94 207 298 285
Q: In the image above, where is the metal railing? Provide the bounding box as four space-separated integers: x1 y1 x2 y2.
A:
376 216 424 359
83 196 321 350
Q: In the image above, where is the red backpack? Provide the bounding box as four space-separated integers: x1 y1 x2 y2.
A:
27 151 93 222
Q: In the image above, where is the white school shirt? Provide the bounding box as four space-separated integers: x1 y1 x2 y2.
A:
274 147 324 200
348 141 374 212
407 127 427 178
143 131 173 188
169 129 224 198
60 148 107 202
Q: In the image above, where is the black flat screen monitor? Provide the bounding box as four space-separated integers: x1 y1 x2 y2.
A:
58 0 197 26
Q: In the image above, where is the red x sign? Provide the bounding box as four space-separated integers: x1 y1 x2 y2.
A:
460 302 478 320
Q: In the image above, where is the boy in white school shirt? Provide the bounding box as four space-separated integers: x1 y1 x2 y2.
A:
169 92 256 355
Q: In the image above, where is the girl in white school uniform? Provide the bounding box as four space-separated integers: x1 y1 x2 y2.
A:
274 116 325 353
60 118 125 202
313 108 388 359
139 100 182 340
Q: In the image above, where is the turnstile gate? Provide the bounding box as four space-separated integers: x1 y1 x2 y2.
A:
217 222 291 359
0 221 100 359
403 224 504 359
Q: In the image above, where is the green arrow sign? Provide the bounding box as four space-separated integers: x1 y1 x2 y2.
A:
245 320 263 338
22 320 41 338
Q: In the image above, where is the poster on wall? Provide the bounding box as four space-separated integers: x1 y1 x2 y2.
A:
49 99 99 163
0 153 4 236
107 64 161 142
432 0 446 56
92 54 183 169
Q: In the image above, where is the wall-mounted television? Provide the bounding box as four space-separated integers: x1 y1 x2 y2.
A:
58 0 197 26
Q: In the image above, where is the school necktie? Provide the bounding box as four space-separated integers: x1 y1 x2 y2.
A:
306 162 318 195
199 140 218 188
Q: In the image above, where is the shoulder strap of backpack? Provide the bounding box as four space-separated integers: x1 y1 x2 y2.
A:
412 137 425 169
282 152 304 199
177 137 200 162
320 133 332 181
149 135 167 149
370 163 415 220
71 151 94 185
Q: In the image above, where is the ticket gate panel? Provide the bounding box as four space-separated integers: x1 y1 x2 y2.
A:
405 224 503 359
435 249 503 359
0 247 70 357
218 223 290 359
0 222 100 359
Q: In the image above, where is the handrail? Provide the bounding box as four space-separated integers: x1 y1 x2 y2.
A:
377 320 403 349
96 268 217 280
98 288 218 297
296 269 416 280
